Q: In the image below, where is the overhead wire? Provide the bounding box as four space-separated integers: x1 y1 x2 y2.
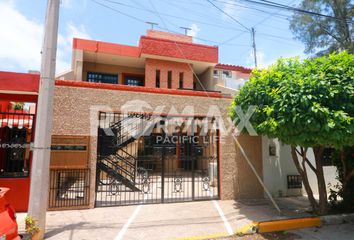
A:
213 0 354 23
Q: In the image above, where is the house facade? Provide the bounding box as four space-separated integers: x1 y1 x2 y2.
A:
0 30 266 211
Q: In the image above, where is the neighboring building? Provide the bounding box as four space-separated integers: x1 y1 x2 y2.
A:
0 30 263 211
262 138 339 199
212 64 251 96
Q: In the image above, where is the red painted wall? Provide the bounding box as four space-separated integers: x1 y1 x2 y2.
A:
145 58 193 89
73 38 140 58
0 71 39 93
0 178 30 212
140 36 218 63
0 71 38 212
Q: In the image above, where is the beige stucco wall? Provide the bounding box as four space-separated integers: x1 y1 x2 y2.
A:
52 85 263 207
233 134 263 199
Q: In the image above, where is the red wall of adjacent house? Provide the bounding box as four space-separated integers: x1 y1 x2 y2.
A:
0 178 30 212
145 58 193 89
0 71 38 212
0 71 39 93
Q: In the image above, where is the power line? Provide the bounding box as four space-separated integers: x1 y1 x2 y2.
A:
90 0 250 47
206 0 259 67
260 0 352 22
206 0 251 31
214 0 353 23
91 0 305 52
100 0 247 32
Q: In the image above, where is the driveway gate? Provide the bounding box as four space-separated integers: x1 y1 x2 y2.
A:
95 112 219 207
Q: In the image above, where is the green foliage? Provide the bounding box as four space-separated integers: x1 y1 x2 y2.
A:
290 0 354 55
230 51 354 149
12 102 24 110
25 215 40 236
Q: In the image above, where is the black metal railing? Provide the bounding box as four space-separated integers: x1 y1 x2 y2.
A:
287 175 302 189
48 169 90 209
0 109 35 178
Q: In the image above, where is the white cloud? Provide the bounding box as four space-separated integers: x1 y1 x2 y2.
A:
189 23 200 38
222 0 239 20
246 49 306 69
221 0 244 21
246 49 269 68
59 22 91 52
60 0 73 8
0 1 43 71
0 1 90 74
60 0 88 10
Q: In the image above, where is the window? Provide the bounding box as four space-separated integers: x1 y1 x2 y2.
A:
0 127 31 178
222 70 231 78
124 75 144 86
193 81 197 90
322 148 334 166
87 72 118 84
213 70 219 76
156 70 160 88
167 71 172 89
179 72 184 89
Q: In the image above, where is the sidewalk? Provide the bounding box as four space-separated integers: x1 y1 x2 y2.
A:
16 197 313 240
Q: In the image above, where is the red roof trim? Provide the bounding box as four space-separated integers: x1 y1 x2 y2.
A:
215 64 252 74
55 80 230 99
140 36 218 50
73 38 141 58
0 71 39 94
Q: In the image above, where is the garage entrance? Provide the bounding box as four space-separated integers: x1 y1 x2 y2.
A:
95 112 219 207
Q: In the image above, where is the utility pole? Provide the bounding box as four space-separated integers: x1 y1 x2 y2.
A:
251 27 257 68
28 0 60 239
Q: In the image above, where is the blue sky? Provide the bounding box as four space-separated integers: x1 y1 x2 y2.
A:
0 0 306 74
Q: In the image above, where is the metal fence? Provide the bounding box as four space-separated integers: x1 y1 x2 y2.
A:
48 169 90 209
287 175 302 189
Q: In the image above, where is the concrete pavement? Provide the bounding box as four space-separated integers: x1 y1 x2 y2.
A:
16 197 315 240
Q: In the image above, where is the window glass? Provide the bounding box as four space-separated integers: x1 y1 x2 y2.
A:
156 70 160 88
322 148 334 166
87 72 118 84
222 71 231 78
213 70 219 76
168 71 172 89
124 75 144 86
179 72 184 89
0 127 31 178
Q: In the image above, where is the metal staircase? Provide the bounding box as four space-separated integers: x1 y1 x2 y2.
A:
97 114 160 191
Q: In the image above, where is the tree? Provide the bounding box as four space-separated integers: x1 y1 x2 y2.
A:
230 51 354 215
290 0 354 55
12 102 24 110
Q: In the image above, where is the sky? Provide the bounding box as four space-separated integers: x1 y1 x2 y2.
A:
0 0 307 75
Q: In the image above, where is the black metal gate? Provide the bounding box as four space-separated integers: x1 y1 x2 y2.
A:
0 106 34 178
95 112 219 207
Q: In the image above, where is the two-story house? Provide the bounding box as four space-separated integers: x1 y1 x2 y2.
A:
0 30 264 211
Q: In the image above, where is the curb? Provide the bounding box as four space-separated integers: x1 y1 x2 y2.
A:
320 213 354 225
175 213 354 240
257 217 321 233
236 213 354 235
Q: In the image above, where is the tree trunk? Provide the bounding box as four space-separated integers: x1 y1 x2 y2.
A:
290 146 319 213
313 146 328 215
339 149 354 193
